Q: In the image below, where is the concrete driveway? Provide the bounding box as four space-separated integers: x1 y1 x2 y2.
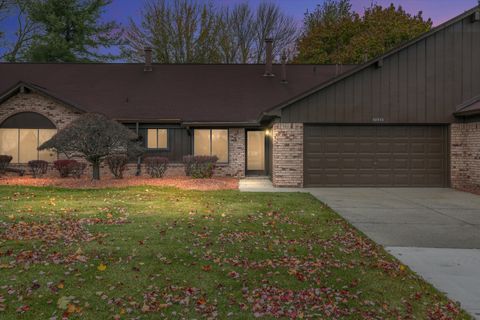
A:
308 188 480 248
308 188 480 319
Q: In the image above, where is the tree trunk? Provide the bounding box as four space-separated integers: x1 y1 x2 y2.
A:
92 162 100 180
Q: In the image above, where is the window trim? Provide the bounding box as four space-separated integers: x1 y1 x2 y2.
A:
193 129 229 164
147 128 169 150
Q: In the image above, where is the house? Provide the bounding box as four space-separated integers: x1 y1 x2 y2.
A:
0 6 479 189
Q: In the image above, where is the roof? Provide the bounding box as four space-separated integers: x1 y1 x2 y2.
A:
264 5 480 115
454 95 480 117
0 81 85 114
0 63 355 123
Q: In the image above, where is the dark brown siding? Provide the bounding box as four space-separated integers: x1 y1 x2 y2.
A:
282 15 480 124
125 124 191 162
304 125 448 187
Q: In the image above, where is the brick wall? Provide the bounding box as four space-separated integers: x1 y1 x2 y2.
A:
121 128 246 179
214 128 245 178
272 123 303 187
451 122 480 191
1 92 246 178
0 92 81 129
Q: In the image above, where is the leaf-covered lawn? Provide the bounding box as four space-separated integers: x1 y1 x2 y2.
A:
0 186 471 319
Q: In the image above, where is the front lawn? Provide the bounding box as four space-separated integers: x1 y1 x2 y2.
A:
0 186 470 319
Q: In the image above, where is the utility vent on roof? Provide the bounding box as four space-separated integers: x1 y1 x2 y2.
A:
264 38 274 77
144 47 152 72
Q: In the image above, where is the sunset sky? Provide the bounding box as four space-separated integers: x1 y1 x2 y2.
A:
1 0 478 59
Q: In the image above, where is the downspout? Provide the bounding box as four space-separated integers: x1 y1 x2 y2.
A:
136 122 141 176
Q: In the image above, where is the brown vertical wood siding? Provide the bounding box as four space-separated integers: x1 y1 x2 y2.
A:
281 15 480 124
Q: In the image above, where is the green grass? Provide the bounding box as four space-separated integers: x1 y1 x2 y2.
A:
0 186 471 319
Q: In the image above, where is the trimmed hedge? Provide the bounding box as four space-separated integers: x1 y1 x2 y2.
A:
183 155 218 178
53 160 86 178
70 162 87 179
0 155 12 174
144 157 169 178
106 155 128 179
28 160 49 178
54 160 77 178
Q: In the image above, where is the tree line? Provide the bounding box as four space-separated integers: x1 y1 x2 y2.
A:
0 0 432 64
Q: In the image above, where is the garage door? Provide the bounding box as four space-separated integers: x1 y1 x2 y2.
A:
304 125 448 187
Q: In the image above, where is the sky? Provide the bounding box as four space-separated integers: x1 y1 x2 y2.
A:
0 0 478 59
100 0 478 26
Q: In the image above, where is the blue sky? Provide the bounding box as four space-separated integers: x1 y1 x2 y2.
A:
100 0 478 26
1 0 478 59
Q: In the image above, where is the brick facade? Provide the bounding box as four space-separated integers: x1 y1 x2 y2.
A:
451 122 480 191
272 123 303 187
1 92 246 178
213 128 245 178
0 92 81 129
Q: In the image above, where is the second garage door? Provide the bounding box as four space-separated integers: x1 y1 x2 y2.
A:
304 125 448 187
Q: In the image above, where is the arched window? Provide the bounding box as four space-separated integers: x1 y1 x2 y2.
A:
0 112 57 163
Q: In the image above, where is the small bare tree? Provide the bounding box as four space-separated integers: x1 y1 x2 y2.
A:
39 113 144 180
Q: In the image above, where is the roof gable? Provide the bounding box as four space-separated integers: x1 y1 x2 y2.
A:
0 81 86 114
454 95 480 117
265 5 480 116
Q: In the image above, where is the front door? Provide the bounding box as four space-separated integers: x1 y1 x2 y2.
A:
246 130 266 175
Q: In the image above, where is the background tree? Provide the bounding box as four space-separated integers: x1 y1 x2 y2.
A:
123 0 220 63
0 0 9 37
122 0 297 64
0 0 38 62
24 0 121 62
295 0 432 64
218 3 255 63
39 113 144 180
252 2 297 63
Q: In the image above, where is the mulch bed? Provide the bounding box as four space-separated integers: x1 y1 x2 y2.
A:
0 176 238 190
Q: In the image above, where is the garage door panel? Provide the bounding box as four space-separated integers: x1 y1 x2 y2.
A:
304 125 447 187
428 159 443 169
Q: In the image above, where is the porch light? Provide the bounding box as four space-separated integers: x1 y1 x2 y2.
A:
265 129 271 137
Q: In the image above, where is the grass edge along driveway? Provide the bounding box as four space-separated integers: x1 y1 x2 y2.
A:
0 186 472 319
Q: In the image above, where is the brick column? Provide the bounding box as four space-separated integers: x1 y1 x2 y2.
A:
214 128 245 178
272 123 303 187
451 122 480 191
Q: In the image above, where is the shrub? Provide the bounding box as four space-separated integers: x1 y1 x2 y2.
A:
53 160 78 178
28 160 49 178
0 155 12 174
70 162 87 179
183 155 194 176
144 157 169 178
106 155 128 179
183 155 218 179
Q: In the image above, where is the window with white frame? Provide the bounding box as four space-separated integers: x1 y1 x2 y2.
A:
193 129 228 162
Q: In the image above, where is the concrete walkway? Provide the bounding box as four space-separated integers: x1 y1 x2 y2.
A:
240 178 480 319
